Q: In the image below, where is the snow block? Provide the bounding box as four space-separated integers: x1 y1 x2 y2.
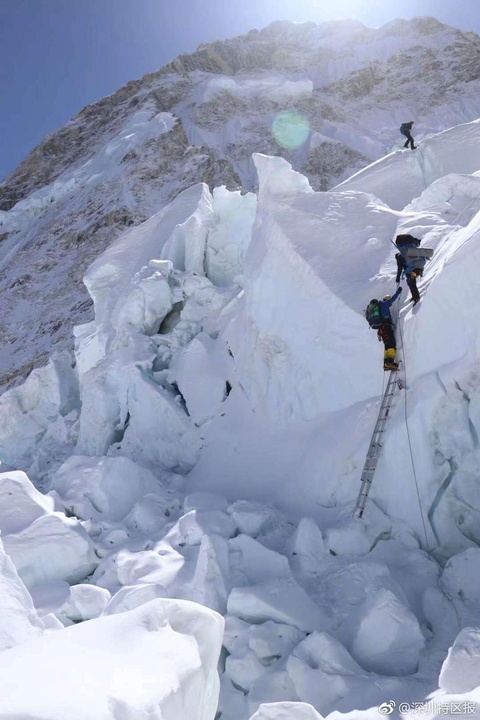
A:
422 587 460 650
227 577 329 633
50 455 163 521
226 646 267 693
0 470 54 533
94 543 184 590
232 153 390 428
30 580 110 624
0 471 97 590
29 580 71 617
76 327 203 468
0 537 44 651
0 351 79 469
439 627 480 693
118 366 203 471
184 491 229 513
223 614 251 654
350 587 425 675
229 534 291 586
224 617 305 695
250 702 325 720
161 185 213 275
123 493 170 534
63 584 111 622
227 500 276 537
254 153 313 200
0 598 224 720
289 517 326 576
174 509 237 545
206 186 256 286
218 676 248 720
41 613 65 631
169 332 234 425
441 548 480 606
248 670 299 717
323 518 374 557
83 182 213 341
249 621 305 662
112 263 173 336
183 534 230 614
3 514 98 590
286 632 367 715
103 583 168 615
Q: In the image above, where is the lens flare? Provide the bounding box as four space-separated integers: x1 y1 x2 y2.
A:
272 110 310 150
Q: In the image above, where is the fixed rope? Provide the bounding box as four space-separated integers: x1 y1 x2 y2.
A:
397 315 431 552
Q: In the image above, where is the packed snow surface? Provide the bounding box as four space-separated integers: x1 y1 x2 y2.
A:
3 116 480 719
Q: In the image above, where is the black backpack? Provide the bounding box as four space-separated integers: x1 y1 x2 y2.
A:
396 234 421 249
365 300 382 329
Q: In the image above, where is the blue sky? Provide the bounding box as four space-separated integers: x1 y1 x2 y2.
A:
1 0 480 181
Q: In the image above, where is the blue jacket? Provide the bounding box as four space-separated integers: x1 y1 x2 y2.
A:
396 249 426 278
378 287 402 321
405 257 426 276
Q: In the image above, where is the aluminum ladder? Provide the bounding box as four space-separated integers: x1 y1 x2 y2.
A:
354 368 402 519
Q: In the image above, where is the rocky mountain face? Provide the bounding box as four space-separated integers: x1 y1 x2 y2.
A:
1 16 480 389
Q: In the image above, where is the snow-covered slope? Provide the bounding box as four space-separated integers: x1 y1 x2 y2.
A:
2 111 480 718
2 16 480 389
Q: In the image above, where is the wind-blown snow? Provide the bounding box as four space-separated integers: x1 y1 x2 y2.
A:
3 99 480 718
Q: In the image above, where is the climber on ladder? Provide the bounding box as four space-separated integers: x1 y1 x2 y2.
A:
365 287 403 371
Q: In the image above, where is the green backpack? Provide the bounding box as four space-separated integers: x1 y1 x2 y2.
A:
365 300 382 329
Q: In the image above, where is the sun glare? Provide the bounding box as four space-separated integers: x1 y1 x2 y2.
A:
272 110 310 150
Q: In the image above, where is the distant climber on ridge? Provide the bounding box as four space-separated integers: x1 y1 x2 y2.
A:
365 287 402 371
400 121 416 150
